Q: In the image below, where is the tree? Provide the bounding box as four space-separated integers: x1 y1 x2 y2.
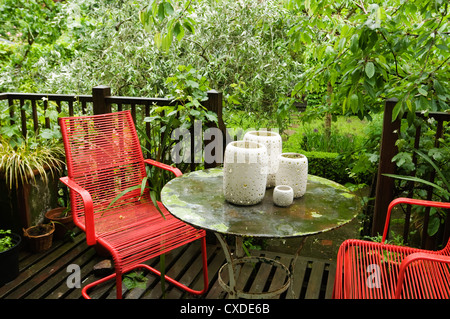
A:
286 0 449 121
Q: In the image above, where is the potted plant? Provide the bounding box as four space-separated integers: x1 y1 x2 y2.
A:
44 206 74 240
23 222 55 253
0 229 21 286
44 181 75 240
0 134 65 233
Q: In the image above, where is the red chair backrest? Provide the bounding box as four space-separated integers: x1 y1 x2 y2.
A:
59 111 148 228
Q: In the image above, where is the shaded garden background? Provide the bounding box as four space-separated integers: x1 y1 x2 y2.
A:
0 0 448 245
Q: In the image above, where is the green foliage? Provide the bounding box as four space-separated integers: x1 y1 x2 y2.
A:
0 229 14 253
165 64 217 125
286 0 450 120
0 136 65 190
303 151 348 184
138 0 304 130
139 0 196 53
0 0 80 92
123 271 148 290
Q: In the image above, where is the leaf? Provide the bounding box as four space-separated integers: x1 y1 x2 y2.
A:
173 21 184 41
150 190 165 219
365 62 375 78
418 87 428 96
154 31 162 49
157 2 165 21
182 20 194 33
349 93 359 113
427 212 440 237
123 272 148 290
436 44 449 52
383 174 449 197
161 32 172 53
350 34 359 53
139 176 148 199
392 100 403 121
415 149 450 192
106 184 141 211
163 1 174 16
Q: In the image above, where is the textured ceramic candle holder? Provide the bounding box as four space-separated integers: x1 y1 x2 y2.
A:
243 130 282 188
223 140 268 206
273 185 294 207
275 153 308 198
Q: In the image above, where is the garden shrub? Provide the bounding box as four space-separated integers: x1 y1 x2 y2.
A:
281 150 371 186
301 151 349 185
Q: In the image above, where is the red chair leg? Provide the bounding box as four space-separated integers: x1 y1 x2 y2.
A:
82 238 209 299
140 237 209 295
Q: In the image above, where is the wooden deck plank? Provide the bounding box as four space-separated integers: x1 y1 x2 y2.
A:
0 232 87 299
304 260 326 299
188 245 224 297
46 247 99 299
0 232 336 300
143 244 200 299
286 257 308 299
325 263 336 299
268 254 291 299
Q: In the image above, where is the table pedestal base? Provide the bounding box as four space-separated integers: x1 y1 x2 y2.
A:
215 233 306 299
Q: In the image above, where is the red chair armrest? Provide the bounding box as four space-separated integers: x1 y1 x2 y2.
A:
59 176 96 245
395 252 450 298
382 198 450 243
144 159 182 177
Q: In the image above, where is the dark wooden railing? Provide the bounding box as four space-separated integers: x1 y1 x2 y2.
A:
0 85 225 232
0 85 226 170
372 98 450 249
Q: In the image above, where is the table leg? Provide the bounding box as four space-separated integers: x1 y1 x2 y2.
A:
215 233 292 299
214 232 239 299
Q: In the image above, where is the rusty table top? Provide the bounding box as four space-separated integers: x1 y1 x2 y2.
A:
161 168 360 238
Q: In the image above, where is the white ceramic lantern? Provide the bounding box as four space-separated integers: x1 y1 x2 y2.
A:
273 185 294 207
275 153 308 198
243 130 282 188
223 141 268 205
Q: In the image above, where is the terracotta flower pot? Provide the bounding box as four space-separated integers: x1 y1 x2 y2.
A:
45 207 74 240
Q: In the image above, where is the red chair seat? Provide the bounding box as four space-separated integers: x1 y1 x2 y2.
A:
96 201 205 273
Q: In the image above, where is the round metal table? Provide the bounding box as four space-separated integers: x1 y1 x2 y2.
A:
161 168 360 298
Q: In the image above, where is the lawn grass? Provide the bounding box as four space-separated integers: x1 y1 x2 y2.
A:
282 116 369 154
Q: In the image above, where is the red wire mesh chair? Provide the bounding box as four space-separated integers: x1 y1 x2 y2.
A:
59 110 208 299
333 197 450 299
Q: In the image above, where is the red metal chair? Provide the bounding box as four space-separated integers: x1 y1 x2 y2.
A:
333 197 450 299
59 110 208 299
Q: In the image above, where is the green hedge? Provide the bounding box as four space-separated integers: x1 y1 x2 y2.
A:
299 151 351 185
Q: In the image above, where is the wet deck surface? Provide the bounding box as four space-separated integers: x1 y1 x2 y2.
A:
0 229 336 300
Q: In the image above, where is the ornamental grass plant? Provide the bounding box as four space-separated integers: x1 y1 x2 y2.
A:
0 136 65 190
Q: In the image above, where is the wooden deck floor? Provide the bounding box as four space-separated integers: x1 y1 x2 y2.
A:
0 229 336 300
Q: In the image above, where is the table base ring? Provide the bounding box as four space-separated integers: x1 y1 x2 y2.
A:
218 256 291 299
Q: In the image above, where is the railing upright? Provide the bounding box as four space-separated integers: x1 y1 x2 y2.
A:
372 98 450 249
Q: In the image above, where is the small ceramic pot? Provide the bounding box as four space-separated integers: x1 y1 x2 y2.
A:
273 185 294 207
223 140 268 205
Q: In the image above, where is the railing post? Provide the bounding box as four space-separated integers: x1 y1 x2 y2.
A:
92 85 111 115
371 98 401 236
203 90 226 169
